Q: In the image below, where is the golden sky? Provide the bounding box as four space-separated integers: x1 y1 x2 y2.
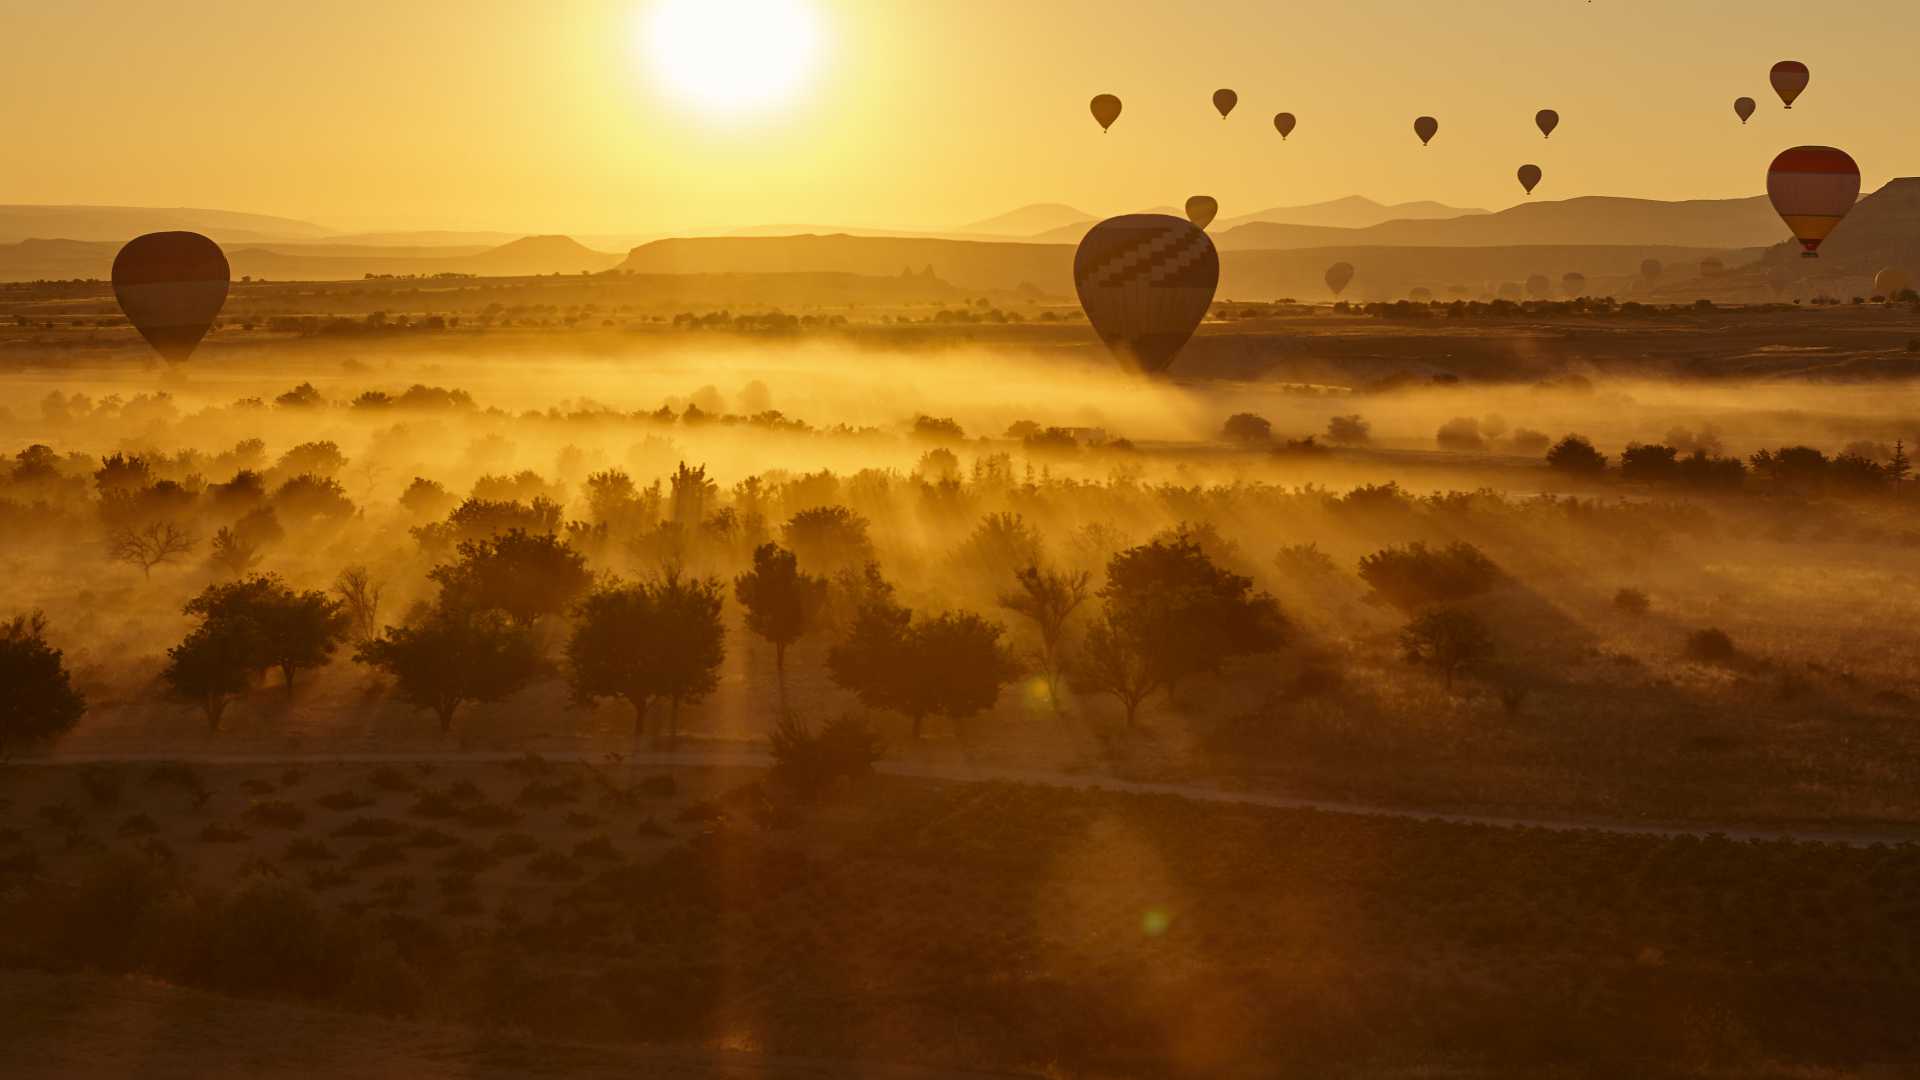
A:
4 0 1912 234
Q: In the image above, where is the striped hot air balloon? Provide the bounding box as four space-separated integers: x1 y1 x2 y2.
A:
112 232 230 363
1770 61 1809 108
1766 145 1860 258
1073 214 1219 375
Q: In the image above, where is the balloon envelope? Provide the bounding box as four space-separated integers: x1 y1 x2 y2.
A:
1734 96 1757 124
1561 272 1587 297
1535 109 1559 138
1073 214 1219 374
1640 259 1663 280
1526 273 1551 298
112 231 229 363
1324 261 1355 296
1767 145 1860 257
1273 112 1296 139
1090 94 1122 132
1413 116 1438 145
1409 286 1432 302
1874 268 1911 297
1770 61 1809 108
1212 89 1237 118
1517 164 1542 194
1184 195 1218 230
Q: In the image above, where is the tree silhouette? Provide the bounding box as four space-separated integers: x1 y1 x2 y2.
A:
1546 435 1608 475
0 612 85 756
999 564 1089 716
332 567 383 646
781 506 875 574
208 527 261 577
828 586 1017 739
650 573 727 741
356 608 545 732
183 575 350 692
163 616 258 731
1399 609 1493 691
1221 413 1273 444
428 528 591 627
1072 607 1160 729
107 521 194 578
733 542 828 714
1097 535 1287 700
1357 542 1501 612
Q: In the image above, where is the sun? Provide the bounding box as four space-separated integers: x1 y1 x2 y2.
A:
642 0 823 117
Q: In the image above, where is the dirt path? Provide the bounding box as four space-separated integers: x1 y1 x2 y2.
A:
21 747 1920 848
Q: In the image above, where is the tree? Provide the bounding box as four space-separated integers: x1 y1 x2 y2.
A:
1096 535 1288 700
183 575 351 692
1221 413 1273 445
428 528 591 627
999 564 1090 715
1619 443 1680 485
1546 435 1608 475
208 526 261 576
733 543 828 714
163 616 258 731
0 612 86 756
1325 414 1371 446
1072 608 1160 729
649 573 727 740
332 567 383 645
108 521 194 578
956 512 1044 585
781 506 875 574
1357 542 1502 612
1399 609 1493 691
566 583 659 735
828 592 1018 739
355 608 545 732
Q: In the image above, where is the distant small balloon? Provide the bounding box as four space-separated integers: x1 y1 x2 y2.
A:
1413 116 1438 146
1526 273 1551 299
1561 271 1587 298
1410 286 1433 302
1212 89 1238 118
1074 214 1219 375
1325 261 1355 296
1535 109 1559 138
112 231 230 364
1273 112 1296 139
1641 258 1663 282
1734 96 1757 124
1185 195 1218 230
1517 164 1542 195
1090 94 1122 132
1770 60 1809 108
1874 268 1912 298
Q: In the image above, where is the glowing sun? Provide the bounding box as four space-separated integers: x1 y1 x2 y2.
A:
643 0 823 116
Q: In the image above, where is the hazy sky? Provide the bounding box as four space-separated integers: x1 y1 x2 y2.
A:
4 0 1913 234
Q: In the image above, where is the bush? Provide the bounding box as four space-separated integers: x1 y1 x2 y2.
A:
1546 434 1608 475
1357 542 1501 612
768 715 885 801
1685 627 1738 663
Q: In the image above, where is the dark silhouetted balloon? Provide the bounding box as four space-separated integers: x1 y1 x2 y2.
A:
1184 195 1218 230
1090 94 1122 132
1273 112 1296 139
1770 60 1809 108
1561 271 1587 297
1324 261 1355 296
1535 109 1559 138
1212 89 1237 118
1734 96 1756 124
1640 258 1663 282
112 231 230 363
1526 273 1551 299
1073 214 1219 375
1413 116 1438 146
1874 268 1912 298
1767 145 1860 258
1409 286 1432 302
1517 164 1542 195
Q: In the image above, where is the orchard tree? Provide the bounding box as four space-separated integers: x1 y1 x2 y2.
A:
999 564 1090 715
1399 608 1493 691
1098 535 1287 699
428 528 591 626
356 608 546 732
163 616 259 731
567 584 659 735
650 573 727 740
0 612 86 756
1072 608 1159 729
183 575 350 692
829 591 1018 739
733 542 828 713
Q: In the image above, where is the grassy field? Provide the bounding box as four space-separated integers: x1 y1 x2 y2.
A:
4 760 1918 1077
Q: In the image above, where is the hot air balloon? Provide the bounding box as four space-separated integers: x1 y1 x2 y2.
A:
1874 268 1912 298
1185 195 1218 230
1497 282 1525 302
1770 61 1809 108
1535 109 1559 139
1767 145 1860 258
1641 258 1663 282
1073 214 1219 375
1212 89 1238 118
1273 112 1296 139
1413 116 1438 146
1517 164 1542 195
1562 272 1587 298
1700 257 1725 278
1409 286 1433 302
1734 97 1757 124
1090 94 1122 132
112 232 230 364
1526 273 1552 299
1324 262 1355 297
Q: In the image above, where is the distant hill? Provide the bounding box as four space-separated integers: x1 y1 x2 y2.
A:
619 234 1072 294
0 234 622 282
1654 178 1920 301
0 205 331 244
958 203 1097 236
1215 195 1785 252
1213 195 1487 232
